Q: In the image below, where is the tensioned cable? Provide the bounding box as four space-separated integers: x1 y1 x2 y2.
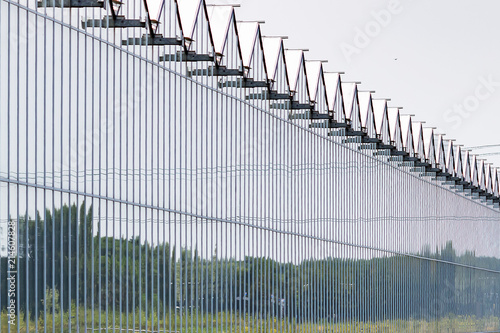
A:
2 176 500 276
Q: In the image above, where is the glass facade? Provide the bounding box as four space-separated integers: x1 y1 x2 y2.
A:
0 0 499 332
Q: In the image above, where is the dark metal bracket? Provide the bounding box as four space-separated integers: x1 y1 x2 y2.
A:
122 34 182 46
218 78 268 88
289 111 331 120
83 16 146 29
246 90 290 101
310 120 349 129
38 0 104 8
190 66 243 77
160 51 214 62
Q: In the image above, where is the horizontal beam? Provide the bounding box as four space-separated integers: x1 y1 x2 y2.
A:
291 101 314 110
122 35 182 46
404 156 420 162
245 90 290 100
160 51 214 62
346 128 367 137
289 111 331 120
83 16 146 28
218 78 268 88
190 66 243 77
271 100 313 110
391 150 408 157
38 0 103 7
310 120 349 129
362 137 381 144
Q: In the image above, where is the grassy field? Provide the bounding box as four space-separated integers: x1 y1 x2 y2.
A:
2 307 499 333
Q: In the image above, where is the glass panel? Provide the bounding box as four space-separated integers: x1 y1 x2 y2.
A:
304 61 322 101
262 37 281 82
177 0 201 39
284 49 303 92
236 22 258 68
207 5 233 55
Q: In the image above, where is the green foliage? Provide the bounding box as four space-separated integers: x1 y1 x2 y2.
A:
1 307 499 332
1 202 500 332
41 289 60 315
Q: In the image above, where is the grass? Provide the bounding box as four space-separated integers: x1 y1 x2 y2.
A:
1 307 499 333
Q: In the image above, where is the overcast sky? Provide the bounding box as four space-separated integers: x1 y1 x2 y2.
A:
206 0 500 166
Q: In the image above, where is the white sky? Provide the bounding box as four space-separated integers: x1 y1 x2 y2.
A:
205 0 500 166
